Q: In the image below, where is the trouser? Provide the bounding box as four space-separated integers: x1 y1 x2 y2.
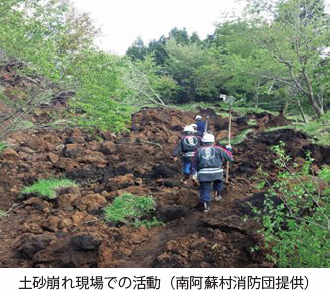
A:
199 179 225 202
182 159 192 176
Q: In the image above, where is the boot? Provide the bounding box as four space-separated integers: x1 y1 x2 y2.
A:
214 191 222 201
203 202 210 213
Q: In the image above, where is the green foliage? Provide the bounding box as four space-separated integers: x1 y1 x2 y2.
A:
69 50 132 132
123 55 178 106
0 209 6 219
265 111 330 146
218 129 253 145
0 142 8 153
254 142 328 267
247 119 258 126
104 193 158 227
132 217 165 229
22 178 77 199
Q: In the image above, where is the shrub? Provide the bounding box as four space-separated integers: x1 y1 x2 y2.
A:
0 209 6 219
254 142 328 267
0 142 8 153
22 178 77 199
104 193 162 228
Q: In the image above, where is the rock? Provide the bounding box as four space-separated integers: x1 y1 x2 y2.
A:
59 218 72 229
62 144 82 158
106 173 135 191
76 151 107 167
23 197 50 211
152 162 177 178
69 235 101 251
100 141 116 155
71 212 87 226
57 194 78 210
2 148 19 161
163 180 180 188
24 137 46 151
23 222 43 234
77 194 107 211
100 131 116 141
47 152 59 164
45 216 61 232
16 233 55 259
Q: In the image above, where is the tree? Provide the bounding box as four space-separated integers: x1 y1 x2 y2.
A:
244 0 329 117
165 40 212 103
122 55 176 107
126 37 148 61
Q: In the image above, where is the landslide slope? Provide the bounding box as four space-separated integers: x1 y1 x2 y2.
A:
0 107 329 268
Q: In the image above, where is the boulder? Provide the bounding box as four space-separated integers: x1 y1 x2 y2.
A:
69 235 101 251
76 194 107 211
62 144 82 158
57 194 78 210
2 148 19 161
16 233 55 259
100 141 116 155
47 152 59 164
106 173 135 191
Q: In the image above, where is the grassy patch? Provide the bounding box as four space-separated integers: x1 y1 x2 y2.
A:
264 112 330 146
231 106 278 116
218 129 253 145
0 142 8 153
22 178 77 199
104 193 162 227
247 119 258 126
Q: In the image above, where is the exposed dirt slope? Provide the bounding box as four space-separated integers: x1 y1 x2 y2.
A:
0 107 328 268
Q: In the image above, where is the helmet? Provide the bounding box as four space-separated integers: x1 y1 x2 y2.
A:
190 124 197 131
183 125 194 133
195 115 202 121
202 133 215 143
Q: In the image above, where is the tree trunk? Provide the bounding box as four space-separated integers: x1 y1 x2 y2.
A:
297 100 308 124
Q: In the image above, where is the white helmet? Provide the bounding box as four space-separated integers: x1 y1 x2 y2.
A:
190 124 197 131
183 125 194 133
202 133 215 143
195 115 202 121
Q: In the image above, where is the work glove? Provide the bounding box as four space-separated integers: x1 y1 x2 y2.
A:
192 174 199 187
225 144 232 152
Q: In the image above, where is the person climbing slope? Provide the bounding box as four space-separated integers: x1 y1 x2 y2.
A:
174 125 202 184
192 133 233 212
195 115 206 137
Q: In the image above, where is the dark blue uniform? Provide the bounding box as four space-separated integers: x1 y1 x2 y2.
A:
174 135 201 176
196 120 206 136
193 145 233 202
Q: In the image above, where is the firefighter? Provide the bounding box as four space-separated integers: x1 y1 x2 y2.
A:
174 125 202 184
192 133 233 212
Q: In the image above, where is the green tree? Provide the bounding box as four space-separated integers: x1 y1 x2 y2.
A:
244 0 329 118
126 37 148 61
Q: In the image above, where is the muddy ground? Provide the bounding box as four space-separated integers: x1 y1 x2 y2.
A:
0 104 328 268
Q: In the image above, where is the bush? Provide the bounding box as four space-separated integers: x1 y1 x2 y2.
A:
0 142 8 153
104 193 162 228
22 178 77 199
254 142 328 267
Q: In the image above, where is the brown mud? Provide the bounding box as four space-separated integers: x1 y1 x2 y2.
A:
0 105 329 268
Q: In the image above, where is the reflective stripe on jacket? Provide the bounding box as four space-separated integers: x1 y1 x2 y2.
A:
174 135 201 161
192 145 233 182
